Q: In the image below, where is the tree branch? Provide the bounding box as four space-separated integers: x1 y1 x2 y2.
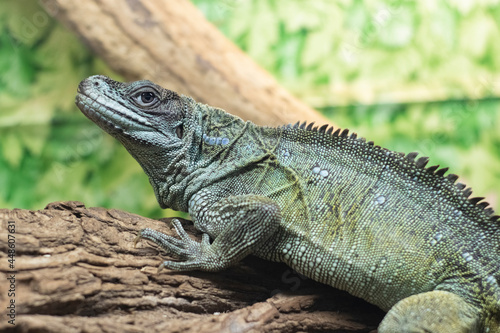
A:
0 202 383 332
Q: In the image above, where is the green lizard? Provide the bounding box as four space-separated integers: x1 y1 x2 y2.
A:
76 75 500 332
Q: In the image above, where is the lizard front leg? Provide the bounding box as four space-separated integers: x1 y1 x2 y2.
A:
136 194 281 272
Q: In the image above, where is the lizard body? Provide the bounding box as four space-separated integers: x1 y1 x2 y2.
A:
76 75 500 332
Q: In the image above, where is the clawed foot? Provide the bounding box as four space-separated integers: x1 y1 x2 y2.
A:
134 219 220 272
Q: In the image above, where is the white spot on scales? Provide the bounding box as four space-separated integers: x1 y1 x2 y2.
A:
312 166 330 178
375 195 386 204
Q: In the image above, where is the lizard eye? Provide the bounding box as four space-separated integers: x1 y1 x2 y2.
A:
135 91 158 106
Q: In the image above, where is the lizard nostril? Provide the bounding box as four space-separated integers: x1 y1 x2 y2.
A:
94 81 99 87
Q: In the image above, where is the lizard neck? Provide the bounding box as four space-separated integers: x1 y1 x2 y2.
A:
160 107 281 211
151 102 260 211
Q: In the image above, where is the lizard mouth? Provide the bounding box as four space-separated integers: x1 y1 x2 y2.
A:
76 93 130 134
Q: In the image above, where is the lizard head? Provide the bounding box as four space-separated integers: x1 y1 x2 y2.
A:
75 75 197 209
76 75 187 144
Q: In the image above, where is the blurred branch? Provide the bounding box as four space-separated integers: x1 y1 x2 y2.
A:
41 0 332 127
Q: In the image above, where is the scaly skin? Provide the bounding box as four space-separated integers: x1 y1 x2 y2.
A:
76 75 500 332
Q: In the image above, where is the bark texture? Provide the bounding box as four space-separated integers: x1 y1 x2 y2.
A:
0 202 384 333
41 0 331 127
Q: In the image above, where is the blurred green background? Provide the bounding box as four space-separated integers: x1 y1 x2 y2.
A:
1 1 499 218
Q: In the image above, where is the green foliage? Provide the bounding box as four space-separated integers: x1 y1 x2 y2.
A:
0 3 164 217
1 1 499 214
193 0 500 106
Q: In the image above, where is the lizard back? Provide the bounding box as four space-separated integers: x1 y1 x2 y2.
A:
254 122 500 313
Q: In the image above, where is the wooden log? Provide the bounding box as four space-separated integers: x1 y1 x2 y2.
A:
0 202 384 332
41 0 331 127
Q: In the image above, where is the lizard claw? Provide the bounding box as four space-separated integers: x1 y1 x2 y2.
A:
157 262 166 274
133 231 145 248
